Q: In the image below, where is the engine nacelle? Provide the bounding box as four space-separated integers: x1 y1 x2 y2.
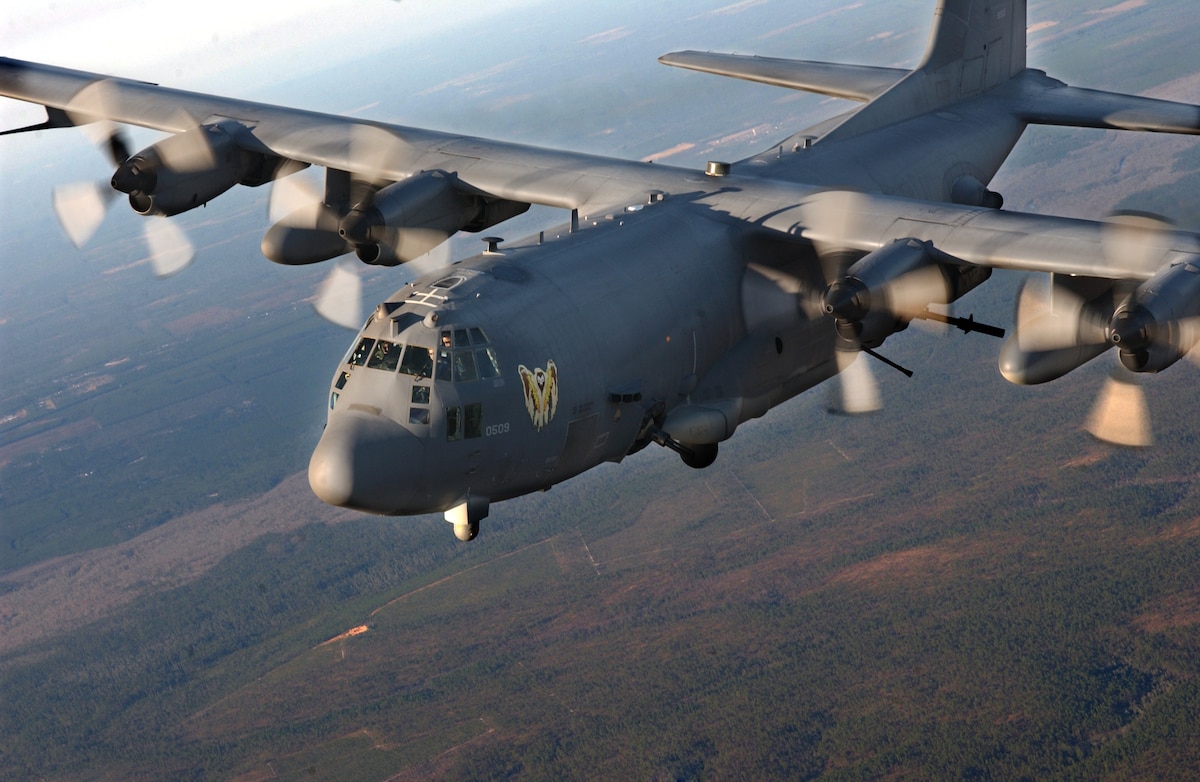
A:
339 172 531 266
111 121 273 216
262 170 530 266
999 274 1124 385
823 238 991 348
1108 256 1200 373
339 171 480 266
261 201 351 266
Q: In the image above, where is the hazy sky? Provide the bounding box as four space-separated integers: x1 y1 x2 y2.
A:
0 0 546 126
2 0 546 71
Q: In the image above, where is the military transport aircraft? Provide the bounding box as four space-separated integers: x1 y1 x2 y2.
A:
3 0 1199 541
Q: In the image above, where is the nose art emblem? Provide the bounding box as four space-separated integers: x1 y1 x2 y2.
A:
518 359 559 431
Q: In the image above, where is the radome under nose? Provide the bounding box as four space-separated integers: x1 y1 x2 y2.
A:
308 411 421 512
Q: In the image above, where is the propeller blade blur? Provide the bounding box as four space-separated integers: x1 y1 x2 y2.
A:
1187 320 1200 368
1102 212 1174 272
404 236 454 277
886 264 951 321
314 259 363 329
350 123 409 185
1013 275 1114 353
155 114 217 173
144 218 195 277
268 171 323 224
1085 373 1152 447
1015 276 1082 352
52 181 114 247
836 349 881 414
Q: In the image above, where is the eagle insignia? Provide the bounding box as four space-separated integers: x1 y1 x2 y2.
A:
518 360 558 431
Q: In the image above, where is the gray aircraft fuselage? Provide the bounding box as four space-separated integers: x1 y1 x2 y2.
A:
6 0 1200 540
309 195 838 529
306 55 1037 536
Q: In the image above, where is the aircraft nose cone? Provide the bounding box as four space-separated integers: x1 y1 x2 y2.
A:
308 411 420 512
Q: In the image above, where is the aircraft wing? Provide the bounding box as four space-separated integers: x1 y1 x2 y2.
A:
0 57 672 214
4 57 1198 285
768 189 1200 281
658 51 909 102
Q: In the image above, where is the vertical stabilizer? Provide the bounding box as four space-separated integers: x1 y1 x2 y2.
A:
821 0 1027 142
920 0 1026 96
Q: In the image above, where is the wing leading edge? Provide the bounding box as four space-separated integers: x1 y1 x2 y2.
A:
0 57 674 215
657 52 909 102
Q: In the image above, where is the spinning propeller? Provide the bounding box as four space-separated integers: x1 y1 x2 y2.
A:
1009 213 1200 447
52 80 204 276
50 86 456 329
805 191 1002 414
265 123 454 329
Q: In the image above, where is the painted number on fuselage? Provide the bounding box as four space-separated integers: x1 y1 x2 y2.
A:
485 422 511 437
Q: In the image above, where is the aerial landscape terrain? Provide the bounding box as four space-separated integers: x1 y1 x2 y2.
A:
2 0 1200 779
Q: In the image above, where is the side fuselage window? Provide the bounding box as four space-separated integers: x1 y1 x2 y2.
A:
464 403 482 439
445 404 482 440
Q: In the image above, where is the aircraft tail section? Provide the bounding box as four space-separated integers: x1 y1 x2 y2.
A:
920 0 1026 94
818 0 1027 142
661 1 1029 143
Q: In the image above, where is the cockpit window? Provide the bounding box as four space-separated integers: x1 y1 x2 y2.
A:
400 346 433 378
453 350 478 382
434 346 502 383
477 347 501 379
431 327 500 382
349 338 374 366
367 340 401 371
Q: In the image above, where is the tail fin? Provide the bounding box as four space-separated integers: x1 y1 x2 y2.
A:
920 0 1026 97
820 0 1027 142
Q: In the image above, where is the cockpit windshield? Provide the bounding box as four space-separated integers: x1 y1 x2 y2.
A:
400 346 433 378
332 319 502 434
367 340 401 371
432 327 500 383
339 326 497 385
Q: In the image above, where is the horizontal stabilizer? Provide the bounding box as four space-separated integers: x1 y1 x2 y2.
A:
1016 74 1200 135
658 51 908 102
